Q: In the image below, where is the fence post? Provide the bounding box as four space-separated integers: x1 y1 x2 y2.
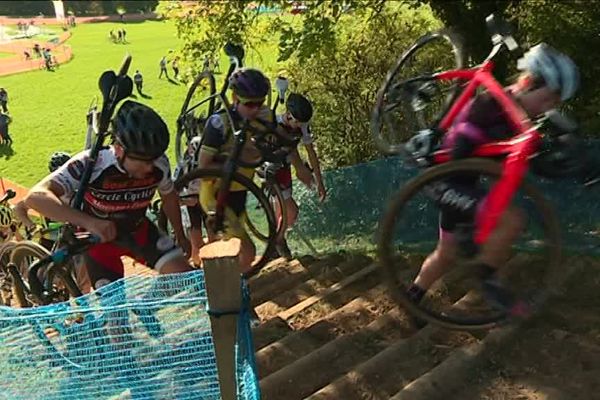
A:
200 238 242 400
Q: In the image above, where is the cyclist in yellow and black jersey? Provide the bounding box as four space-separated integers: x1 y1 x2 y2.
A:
197 67 273 272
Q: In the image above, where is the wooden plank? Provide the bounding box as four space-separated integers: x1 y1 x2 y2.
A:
277 263 378 321
200 238 243 400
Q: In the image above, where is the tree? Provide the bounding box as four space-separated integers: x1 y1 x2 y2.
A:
160 0 600 167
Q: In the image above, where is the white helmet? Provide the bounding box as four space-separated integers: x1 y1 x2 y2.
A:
517 43 579 101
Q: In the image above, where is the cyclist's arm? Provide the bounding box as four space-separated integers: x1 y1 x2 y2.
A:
25 151 110 237
304 143 325 191
159 189 189 252
301 124 326 201
289 150 314 188
155 156 189 253
13 200 36 230
25 179 97 232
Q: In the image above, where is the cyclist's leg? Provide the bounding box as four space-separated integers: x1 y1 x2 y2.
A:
409 212 459 301
199 180 255 270
83 244 126 290
274 166 298 230
125 218 191 275
186 203 206 265
226 191 256 273
475 199 525 269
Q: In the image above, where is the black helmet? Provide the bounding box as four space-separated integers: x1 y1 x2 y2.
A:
229 68 270 99
223 42 245 61
286 93 313 122
112 100 170 159
48 151 71 172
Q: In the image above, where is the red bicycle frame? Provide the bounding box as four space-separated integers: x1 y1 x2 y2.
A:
428 60 542 244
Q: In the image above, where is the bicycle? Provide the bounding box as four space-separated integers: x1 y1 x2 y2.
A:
371 15 582 330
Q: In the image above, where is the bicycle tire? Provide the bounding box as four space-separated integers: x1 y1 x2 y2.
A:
175 168 277 275
378 158 561 330
10 241 82 306
372 29 465 155
176 70 216 163
0 241 17 305
246 178 287 243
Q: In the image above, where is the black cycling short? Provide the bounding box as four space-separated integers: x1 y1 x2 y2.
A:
436 179 485 233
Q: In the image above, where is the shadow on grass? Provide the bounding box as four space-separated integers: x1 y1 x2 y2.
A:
0 144 15 159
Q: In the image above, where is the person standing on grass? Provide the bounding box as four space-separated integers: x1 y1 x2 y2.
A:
158 56 168 79
121 29 127 43
0 88 8 113
134 70 144 94
203 55 210 71
0 112 13 146
171 56 180 80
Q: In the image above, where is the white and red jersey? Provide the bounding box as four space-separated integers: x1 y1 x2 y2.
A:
46 146 173 231
276 114 313 145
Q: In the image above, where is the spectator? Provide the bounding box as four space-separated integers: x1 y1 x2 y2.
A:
0 88 8 113
23 50 31 60
158 56 168 79
43 48 53 70
133 70 144 94
0 112 12 146
171 56 180 80
121 28 127 43
117 30 123 43
33 43 41 58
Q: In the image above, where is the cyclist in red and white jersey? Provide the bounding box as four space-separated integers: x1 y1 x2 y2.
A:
26 101 192 289
274 93 326 258
405 44 580 315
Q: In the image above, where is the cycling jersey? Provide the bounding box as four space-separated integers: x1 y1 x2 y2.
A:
276 114 313 145
437 89 516 236
200 106 273 191
48 147 173 232
442 90 515 159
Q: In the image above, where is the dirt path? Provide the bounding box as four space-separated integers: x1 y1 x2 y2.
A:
454 255 600 400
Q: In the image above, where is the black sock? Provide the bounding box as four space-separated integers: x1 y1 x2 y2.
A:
406 283 427 304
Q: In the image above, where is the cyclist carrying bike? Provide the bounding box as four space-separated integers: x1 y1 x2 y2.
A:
274 93 326 258
405 43 580 315
25 101 193 290
196 67 273 272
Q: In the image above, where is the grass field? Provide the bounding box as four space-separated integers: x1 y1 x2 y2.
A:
0 20 281 187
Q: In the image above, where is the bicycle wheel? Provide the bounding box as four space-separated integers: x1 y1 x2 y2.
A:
175 168 277 274
176 71 217 164
378 159 561 330
372 29 465 155
247 177 287 243
0 241 17 305
10 241 81 306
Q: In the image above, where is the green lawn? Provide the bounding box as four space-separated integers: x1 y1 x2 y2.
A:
0 20 280 187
